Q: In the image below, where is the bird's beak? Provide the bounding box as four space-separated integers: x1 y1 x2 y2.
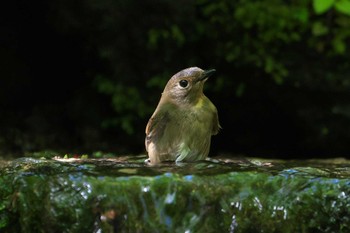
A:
199 69 216 81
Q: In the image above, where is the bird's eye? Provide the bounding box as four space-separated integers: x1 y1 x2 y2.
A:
179 80 188 88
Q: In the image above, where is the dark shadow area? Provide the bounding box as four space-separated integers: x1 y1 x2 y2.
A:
1 0 350 158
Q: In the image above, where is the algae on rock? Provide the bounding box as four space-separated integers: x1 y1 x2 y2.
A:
1 157 350 232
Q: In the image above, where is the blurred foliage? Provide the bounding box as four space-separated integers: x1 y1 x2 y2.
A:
313 0 350 16
1 0 350 156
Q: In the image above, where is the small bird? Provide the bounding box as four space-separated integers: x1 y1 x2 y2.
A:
145 67 220 164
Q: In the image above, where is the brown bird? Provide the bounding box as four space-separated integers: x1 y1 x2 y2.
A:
145 67 220 164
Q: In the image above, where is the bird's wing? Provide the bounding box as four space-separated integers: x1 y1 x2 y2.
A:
212 109 221 135
145 109 170 151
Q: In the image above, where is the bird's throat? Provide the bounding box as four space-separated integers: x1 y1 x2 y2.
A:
194 97 204 109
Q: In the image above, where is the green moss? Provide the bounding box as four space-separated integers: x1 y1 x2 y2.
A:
1 157 350 232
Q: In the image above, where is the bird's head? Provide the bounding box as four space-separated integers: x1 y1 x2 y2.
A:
162 67 215 105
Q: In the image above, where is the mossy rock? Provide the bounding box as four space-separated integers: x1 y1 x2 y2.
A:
1 156 350 232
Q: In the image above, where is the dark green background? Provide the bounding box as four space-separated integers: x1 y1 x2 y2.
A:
1 0 350 158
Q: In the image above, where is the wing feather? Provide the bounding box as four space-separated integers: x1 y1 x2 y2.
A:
212 109 221 135
145 110 170 151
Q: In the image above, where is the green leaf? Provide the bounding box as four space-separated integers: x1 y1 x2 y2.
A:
335 0 350 16
312 22 329 36
332 37 346 54
273 75 284 85
294 8 309 24
313 0 335 14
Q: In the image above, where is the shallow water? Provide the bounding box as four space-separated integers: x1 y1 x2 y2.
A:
2 155 350 180
48 155 350 178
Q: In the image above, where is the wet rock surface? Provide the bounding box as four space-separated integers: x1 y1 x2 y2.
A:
1 156 350 232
